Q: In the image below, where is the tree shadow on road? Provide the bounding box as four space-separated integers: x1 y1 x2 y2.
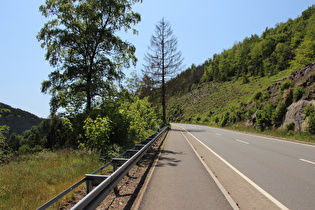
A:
155 149 184 167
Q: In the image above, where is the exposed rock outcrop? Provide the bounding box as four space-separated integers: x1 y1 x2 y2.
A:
282 100 315 131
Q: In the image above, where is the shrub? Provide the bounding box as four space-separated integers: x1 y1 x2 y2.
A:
293 87 305 102
286 122 295 131
256 103 274 131
18 145 31 155
303 104 315 117
221 112 230 127
280 79 294 90
195 114 201 121
83 117 111 151
309 112 315 135
242 75 249 84
272 101 287 127
253 91 262 101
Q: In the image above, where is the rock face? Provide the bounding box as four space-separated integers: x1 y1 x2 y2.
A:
282 100 315 131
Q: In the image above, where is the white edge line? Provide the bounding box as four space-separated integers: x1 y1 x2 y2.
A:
236 139 249 145
180 131 239 210
175 123 315 148
178 125 289 210
299 158 315 165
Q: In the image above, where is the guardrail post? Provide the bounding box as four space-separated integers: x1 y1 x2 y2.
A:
113 161 119 195
86 179 93 194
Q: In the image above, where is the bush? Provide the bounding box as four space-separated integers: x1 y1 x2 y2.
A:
256 103 274 131
293 87 305 102
286 122 295 131
242 75 249 84
221 112 230 127
280 79 294 90
303 104 315 117
18 145 31 155
309 112 315 135
272 101 287 127
253 91 262 101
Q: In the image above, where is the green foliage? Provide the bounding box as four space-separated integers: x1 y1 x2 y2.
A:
253 91 262 101
293 86 306 102
0 149 102 209
0 109 12 164
221 112 230 127
256 103 274 131
280 79 294 90
38 0 141 115
286 122 295 131
242 75 250 84
83 117 111 151
309 112 315 134
272 101 287 127
119 97 162 143
200 5 315 83
303 104 315 116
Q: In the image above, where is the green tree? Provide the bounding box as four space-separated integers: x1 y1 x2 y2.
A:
37 0 141 115
143 18 184 123
119 96 161 142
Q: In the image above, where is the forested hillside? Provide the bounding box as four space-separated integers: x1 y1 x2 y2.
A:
201 5 315 83
142 5 315 139
0 103 43 137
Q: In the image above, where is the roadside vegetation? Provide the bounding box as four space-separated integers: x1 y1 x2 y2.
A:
1 3 315 209
160 5 315 143
0 149 103 209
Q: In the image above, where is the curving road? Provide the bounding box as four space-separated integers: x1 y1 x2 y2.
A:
175 123 315 210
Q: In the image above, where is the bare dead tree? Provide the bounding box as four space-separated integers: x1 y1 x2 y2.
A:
143 18 184 123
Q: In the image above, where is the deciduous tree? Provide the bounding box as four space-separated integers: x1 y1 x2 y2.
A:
37 0 141 116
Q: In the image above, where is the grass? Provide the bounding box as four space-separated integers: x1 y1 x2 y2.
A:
167 68 293 122
0 149 103 209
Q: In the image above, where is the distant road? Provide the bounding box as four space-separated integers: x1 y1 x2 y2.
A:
175 123 315 210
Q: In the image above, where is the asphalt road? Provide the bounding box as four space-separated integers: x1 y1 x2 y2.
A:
175 123 315 210
139 125 234 210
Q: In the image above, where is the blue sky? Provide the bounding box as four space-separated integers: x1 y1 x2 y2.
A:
0 0 314 118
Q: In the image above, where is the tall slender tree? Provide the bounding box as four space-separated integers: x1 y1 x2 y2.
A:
37 0 141 116
143 18 183 122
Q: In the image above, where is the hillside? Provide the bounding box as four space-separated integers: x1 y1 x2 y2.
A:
0 102 43 137
144 5 315 136
167 62 315 130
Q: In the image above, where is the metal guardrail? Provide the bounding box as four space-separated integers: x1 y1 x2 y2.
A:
37 125 168 210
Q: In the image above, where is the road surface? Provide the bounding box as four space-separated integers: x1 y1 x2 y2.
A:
174 123 315 210
139 124 234 209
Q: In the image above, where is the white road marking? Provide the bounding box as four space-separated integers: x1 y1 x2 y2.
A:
299 158 315 165
216 133 222 136
236 139 249 145
181 131 239 210
179 125 289 210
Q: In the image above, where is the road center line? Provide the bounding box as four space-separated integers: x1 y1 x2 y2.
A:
236 139 249 145
299 158 315 165
216 133 222 136
179 126 289 210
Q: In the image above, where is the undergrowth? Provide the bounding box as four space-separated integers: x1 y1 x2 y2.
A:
0 149 103 209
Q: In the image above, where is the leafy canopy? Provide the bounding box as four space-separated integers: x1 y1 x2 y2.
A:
37 0 142 115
